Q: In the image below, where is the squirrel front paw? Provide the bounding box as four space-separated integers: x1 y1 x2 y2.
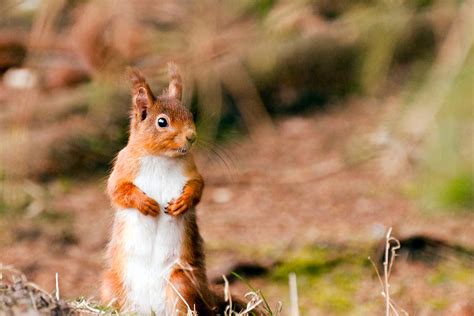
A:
136 195 160 217
166 194 193 216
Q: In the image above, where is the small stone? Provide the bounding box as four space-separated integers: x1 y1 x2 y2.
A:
211 188 233 204
3 68 38 89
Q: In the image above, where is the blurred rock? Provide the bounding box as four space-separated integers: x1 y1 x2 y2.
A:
211 188 233 204
3 68 38 89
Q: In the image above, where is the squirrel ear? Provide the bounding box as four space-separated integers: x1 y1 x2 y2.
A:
128 68 155 120
167 62 182 101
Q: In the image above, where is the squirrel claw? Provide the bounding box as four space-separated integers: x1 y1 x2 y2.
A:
166 195 192 216
137 196 160 217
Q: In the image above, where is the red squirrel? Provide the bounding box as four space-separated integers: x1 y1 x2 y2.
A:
101 64 220 315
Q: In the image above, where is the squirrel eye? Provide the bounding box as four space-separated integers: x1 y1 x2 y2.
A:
157 117 168 128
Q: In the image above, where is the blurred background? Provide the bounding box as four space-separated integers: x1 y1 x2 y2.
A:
0 0 473 315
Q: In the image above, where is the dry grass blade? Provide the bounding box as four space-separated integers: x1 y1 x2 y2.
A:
239 292 264 315
55 272 59 301
223 275 233 315
288 273 299 316
69 297 112 314
223 274 266 316
369 228 408 316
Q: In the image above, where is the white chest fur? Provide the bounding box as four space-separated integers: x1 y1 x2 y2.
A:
115 156 188 314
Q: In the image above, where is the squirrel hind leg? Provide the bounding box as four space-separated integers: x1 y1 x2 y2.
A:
101 270 126 311
167 268 216 316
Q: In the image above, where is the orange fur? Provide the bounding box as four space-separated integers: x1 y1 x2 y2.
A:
107 147 161 216
101 220 126 309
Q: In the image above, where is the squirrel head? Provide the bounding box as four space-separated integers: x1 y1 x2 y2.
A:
128 64 196 157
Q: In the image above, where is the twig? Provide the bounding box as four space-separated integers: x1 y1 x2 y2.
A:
369 228 407 316
289 272 299 316
383 228 392 316
55 272 60 301
223 275 233 316
29 291 38 311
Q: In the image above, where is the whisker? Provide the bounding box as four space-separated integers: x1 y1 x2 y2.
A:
200 140 237 167
197 140 234 166
198 139 238 167
196 140 236 182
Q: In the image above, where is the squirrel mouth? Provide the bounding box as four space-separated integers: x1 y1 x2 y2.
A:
176 147 189 155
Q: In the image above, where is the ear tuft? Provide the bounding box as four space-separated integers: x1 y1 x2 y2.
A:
128 67 146 88
127 67 155 119
167 62 182 101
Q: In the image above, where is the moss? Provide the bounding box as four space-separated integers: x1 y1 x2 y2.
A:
429 262 474 287
270 245 372 315
439 174 474 209
451 265 474 285
272 254 344 281
428 269 449 285
37 210 73 224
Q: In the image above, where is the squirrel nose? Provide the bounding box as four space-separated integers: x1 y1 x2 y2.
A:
186 132 196 144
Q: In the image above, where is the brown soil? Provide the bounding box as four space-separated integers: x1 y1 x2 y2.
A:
1 99 473 314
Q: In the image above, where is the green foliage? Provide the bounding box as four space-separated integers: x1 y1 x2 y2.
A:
252 0 277 17
439 174 474 209
414 45 474 212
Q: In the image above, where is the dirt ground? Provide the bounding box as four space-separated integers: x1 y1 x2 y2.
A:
1 99 473 315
